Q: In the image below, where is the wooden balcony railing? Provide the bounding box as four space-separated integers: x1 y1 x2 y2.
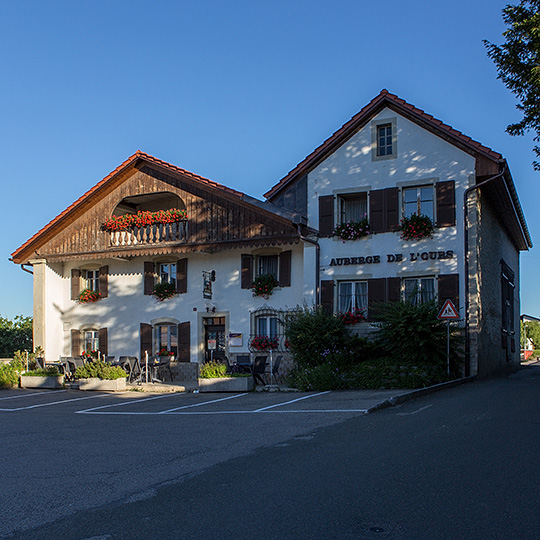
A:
109 221 187 247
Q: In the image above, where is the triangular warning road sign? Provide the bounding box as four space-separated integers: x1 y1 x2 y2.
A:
438 299 460 320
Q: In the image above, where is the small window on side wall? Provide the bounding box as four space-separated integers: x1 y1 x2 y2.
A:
372 118 397 161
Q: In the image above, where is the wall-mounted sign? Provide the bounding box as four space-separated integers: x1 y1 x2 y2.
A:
202 271 213 299
329 250 454 267
228 333 243 347
208 339 217 350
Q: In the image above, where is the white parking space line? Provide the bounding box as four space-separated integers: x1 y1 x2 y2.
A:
76 392 181 414
0 393 115 411
158 393 249 413
253 391 331 412
0 390 67 401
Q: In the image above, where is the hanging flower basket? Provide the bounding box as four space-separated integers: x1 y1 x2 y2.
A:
399 213 434 241
102 208 187 232
153 282 177 301
250 335 279 351
158 348 174 357
78 289 101 304
252 274 279 300
332 216 370 240
338 308 366 325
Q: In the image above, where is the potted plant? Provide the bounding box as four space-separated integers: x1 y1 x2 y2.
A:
78 289 101 303
399 213 434 241
251 274 279 299
337 308 367 325
158 348 175 361
333 216 370 240
20 366 64 389
250 335 279 351
102 208 188 232
153 282 177 301
75 359 127 391
198 360 254 392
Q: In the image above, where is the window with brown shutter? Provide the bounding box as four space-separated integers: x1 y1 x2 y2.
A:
143 262 155 295
71 329 81 356
278 251 292 287
318 195 335 237
176 258 188 294
99 266 108 298
98 328 108 356
437 274 459 311
140 323 152 360
386 277 401 303
369 188 399 233
178 321 190 363
368 278 386 321
241 255 253 289
320 280 334 314
436 181 456 227
71 269 81 301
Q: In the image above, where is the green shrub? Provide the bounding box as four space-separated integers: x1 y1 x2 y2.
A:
21 367 60 377
199 361 228 378
0 315 33 357
0 359 24 388
286 363 346 391
75 359 127 380
374 300 462 366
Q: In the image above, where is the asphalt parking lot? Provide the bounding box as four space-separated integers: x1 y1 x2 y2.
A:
0 387 417 539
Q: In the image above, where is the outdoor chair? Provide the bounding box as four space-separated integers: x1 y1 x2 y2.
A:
267 355 283 384
155 357 173 382
235 354 252 374
252 356 268 385
35 357 45 370
105 356 115 364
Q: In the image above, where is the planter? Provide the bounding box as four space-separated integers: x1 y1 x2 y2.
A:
20 375 64 389
78 377 127 391
198 377 254 392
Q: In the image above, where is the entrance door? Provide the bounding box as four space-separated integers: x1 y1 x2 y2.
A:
204 317 226 362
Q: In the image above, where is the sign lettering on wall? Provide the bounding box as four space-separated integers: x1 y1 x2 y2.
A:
329 251 454 267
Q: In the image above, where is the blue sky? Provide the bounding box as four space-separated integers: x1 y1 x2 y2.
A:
1 0 539 319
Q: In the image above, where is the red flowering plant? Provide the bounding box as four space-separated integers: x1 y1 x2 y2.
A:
77 289 101 304
252 274 279 300
250 335 279 351
399 213 434 241
82 350 98 360
337 308 366 325
158 348 174 357
332 215 370 240
102 208 187 232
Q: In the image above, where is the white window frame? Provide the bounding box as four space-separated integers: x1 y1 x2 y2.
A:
256 254 279 279
153 323 178 356
338 281 368 315
338 193 368 224
84 269 99 292
371 118 397 161
403 277 436 305
83 329 99 353
402 185 435 220
157 262 177 285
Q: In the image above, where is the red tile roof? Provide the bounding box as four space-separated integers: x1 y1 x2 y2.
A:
264 89 503 199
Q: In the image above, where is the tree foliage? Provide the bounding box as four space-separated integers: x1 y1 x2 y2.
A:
484 1 540 170
521 319 540 347
0 315 33 357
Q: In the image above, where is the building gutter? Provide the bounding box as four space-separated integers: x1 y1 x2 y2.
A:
297 224 320 306
9 258 34 275
463 165 507 376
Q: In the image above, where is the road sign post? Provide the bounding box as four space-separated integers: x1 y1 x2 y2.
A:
437 299 460 375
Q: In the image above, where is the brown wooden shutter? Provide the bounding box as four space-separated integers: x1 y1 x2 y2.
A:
385 187 399 231
368 278 387 321
386 277 401 303
176 258 188 294
318 195 334 237
140 323 153 360
241 255 253 289
369 189 385 233
71 269 81 300
369 188 399 233
144 262 155 295
98 327 108 356
279 250 292 287
71 329 81 356
438 273 459 312
436 181 456 227
320 280 334 314
178 322 190 363
99 266 108 298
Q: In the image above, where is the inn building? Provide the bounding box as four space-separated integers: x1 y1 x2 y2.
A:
11 90 532 377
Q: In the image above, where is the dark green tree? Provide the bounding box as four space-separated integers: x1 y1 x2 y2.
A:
0 315 33 357
484 1 540 169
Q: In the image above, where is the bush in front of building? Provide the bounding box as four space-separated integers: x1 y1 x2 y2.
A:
0 358 24 388
75 359 127 380
0 315 33 358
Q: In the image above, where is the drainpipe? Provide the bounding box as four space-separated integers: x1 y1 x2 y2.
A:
463 164 507 376
8 258 34 275
297 224 320 306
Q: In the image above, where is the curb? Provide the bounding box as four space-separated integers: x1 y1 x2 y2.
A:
366 375 477 414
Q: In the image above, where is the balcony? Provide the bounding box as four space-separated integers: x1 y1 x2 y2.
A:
109 221 187 247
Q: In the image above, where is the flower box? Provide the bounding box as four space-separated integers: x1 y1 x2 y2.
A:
78 377 127 392
20 375 64 389
198 377 254 393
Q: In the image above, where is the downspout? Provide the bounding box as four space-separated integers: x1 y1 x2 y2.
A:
8 258 34 275
463 164 507 376
297 224 320 306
